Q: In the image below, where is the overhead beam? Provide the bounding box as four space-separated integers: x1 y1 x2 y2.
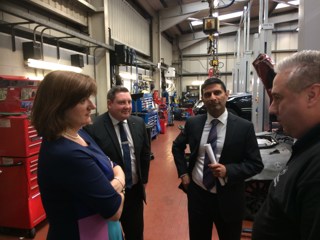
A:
179 25 239 49
159 1 209 32
159 2 208 19
161 13 195 32
76 0 98 12
26 0 91 26
0 1 114 51
178 12 298 50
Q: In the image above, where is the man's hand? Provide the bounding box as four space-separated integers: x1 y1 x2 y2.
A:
181 174 191 191
209 163 227 178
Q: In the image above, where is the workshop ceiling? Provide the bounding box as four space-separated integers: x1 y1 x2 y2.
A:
128 0 299 42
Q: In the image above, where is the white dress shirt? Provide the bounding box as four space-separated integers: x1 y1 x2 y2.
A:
192 109 228 193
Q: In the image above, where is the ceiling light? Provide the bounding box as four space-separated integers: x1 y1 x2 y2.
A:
190 11 243 26
218 11 243 21
191 20 203 26
26 75 44 81
119 72 137 80
26 59 83 73
188 17 200 21
275 0 299 9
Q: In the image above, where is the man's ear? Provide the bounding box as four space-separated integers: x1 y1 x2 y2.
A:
107 99 112 108
307 83 320 106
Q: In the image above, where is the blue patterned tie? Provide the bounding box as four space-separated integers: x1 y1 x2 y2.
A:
203 119 219 190
118 121 132 188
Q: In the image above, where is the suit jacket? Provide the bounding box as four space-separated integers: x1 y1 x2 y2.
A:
84 112 151 202
172 112 264 221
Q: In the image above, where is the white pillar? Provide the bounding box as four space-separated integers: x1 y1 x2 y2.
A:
298 0 320 50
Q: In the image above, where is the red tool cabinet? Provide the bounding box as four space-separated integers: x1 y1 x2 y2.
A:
0 155 45 237
0 75 45 238
0 115 42 157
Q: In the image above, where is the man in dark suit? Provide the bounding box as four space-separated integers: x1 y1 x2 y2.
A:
85 86 151 240
172 78 264 240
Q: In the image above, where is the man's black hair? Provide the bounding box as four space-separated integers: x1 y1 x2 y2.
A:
201 78 227 95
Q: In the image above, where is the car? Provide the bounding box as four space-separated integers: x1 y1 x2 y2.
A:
244 132 293 220
192 92 253 121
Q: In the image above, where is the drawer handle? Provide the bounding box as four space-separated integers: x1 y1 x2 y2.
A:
32 192 41 199
29 142 42 147
0 162 23 167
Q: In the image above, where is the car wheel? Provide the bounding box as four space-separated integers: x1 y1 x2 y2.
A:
245 180 271 220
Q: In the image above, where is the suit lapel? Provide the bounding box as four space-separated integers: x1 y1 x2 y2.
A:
190 115 207 159
220 113 237 159
127 117 138 154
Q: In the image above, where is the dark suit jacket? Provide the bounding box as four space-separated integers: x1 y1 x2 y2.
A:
172 112 264 221
84 112 151 202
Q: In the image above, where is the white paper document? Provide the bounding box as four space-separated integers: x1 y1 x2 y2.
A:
204 144 225 186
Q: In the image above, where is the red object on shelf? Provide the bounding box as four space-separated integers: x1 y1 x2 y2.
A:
0 115 42 157
0 154 46 230
0 75 40 113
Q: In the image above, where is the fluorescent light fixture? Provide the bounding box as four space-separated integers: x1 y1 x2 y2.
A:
190 11 243 26
188 17 200 21
191 20 203 26
26 76 44 81
26 58 83 73
191 80 204 85
119 72 137 80
218 11 243 21
275 0 299 9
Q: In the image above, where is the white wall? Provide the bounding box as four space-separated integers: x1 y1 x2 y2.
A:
108 0 151 56
298 0 320 51
0 33 94 78
161 36 173 66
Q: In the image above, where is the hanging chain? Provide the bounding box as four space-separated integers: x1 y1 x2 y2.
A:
208 34 220 78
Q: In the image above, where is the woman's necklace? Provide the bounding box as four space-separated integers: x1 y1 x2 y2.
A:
63 132 80 140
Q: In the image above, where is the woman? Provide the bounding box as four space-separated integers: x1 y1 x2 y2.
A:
31 70 125 240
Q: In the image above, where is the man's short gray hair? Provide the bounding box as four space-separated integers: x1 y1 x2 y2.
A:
275 50 320 92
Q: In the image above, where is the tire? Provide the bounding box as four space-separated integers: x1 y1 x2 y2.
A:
26 228 36 238
244 180 271 220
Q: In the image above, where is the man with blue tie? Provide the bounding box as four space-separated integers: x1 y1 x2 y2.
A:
172 78 264 240
85 86 151 240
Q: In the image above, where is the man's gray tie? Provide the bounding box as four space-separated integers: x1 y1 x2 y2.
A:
118 121 132 188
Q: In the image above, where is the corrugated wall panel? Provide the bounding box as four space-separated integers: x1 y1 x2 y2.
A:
30 0 88 26
108 0 150 56
161 36 173 66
